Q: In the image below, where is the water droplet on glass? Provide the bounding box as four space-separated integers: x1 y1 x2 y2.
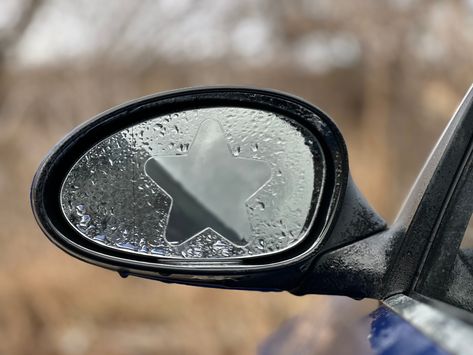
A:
212 240 226 251
117 241 136 251
76 204 86 216
79 214 91 227
151 246 167 256
177 143 189 154
94 234 106 242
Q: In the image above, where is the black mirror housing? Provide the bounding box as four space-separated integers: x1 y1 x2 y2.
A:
31 87 386 295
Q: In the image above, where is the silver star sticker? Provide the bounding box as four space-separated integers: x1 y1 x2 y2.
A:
145 119 271 246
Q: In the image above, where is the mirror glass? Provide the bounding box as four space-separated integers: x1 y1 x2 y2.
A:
60 107 325 259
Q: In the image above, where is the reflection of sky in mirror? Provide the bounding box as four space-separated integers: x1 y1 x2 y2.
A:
145 119 271 245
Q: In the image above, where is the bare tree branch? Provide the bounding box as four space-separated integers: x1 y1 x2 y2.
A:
0 0 45 59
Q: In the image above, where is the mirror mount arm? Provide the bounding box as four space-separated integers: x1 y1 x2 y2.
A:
291 229 397 299
320 174 387 252
291 175 392 300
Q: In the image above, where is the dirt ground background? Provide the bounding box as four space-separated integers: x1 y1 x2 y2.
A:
0 1 473 354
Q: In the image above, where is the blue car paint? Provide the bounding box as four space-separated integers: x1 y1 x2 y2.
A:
370 306 449 355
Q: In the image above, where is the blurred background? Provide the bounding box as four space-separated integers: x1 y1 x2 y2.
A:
0 0 472 354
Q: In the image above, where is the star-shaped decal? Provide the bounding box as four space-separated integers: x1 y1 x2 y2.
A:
144 119 271 246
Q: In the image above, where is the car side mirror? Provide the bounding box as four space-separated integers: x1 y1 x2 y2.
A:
31 87 386 296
